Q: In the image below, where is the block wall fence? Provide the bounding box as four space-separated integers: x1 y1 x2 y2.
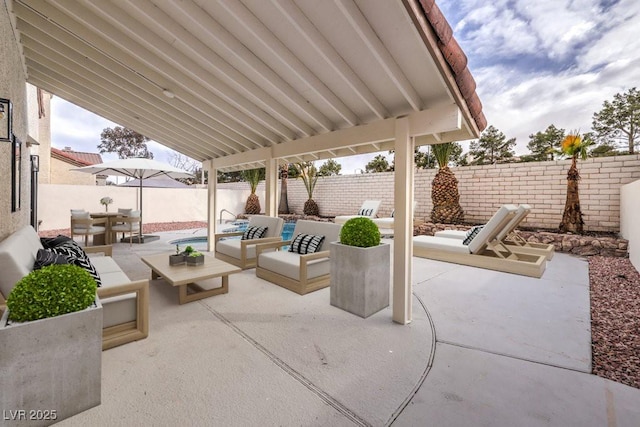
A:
219 154 640 233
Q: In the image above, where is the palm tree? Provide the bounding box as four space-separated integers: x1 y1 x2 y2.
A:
559 133 593 233
241 168 262 214
295 162 319 216
278 163 290 214
430 143 464 223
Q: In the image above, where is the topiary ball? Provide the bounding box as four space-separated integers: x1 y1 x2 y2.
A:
339 217 381 248
7 264 97 322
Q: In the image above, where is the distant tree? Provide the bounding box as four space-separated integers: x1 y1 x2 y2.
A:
468 125 516 165
168 152 204 185
527 124 565 161
365 154 391 173
98 126 153 159
414 147 435 169
217 171 243 183
558 132 594 234
592 87 640 154
241 168 263 214
590 143 620 157
317 159 342 176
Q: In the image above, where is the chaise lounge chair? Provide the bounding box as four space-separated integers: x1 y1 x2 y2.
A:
413 205 547 278
334 200 382 225
255 220 342 295
214 215 285 269
435 204 554 260
371 201 418 234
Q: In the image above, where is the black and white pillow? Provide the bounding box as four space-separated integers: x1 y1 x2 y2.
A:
49 240 102 287
462 225 484 246
33 248 70 270
242 226 268 240
390 210 395 218
40 235 72 249
288 234 325 254
357 208 373 216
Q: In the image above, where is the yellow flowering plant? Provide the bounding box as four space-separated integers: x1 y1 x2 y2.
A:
560 132 594 160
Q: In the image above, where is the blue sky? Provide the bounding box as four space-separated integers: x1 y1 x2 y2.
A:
51 0 640 173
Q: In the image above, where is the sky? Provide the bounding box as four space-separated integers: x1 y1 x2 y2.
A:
50 0 640 174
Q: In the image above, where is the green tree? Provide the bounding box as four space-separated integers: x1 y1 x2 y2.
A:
592 87 640 154
468 125 516 165
278 163 290 215
430 143 464 223
365 154 391 173
241 168 263 214
98 126 153 159
590 143 619 157
527 124 565 161
294 162 320 216
317 159 342 176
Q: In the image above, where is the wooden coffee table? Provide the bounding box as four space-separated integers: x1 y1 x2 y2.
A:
141 252 242 304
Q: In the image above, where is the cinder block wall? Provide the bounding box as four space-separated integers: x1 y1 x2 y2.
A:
219 155 640 233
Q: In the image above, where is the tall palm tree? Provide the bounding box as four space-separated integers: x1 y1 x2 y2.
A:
559 133 593 233
241 168 262 214
278 163 290 214
430 143 464 223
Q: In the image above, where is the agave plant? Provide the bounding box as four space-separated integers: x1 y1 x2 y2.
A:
295 162 320 216
430 143 464 223
559 132 594 233
241 168 262 214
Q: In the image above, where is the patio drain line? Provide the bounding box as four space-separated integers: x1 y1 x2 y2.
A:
201 304 371 427
386 292 437 426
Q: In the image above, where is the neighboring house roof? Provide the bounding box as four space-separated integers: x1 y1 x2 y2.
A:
51 147 95 167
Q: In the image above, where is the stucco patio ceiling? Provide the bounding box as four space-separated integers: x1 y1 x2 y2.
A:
10 0 485 171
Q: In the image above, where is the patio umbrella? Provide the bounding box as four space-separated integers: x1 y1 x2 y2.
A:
72 158 193 243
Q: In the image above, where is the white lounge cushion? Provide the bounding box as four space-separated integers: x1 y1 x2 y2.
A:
0 226 43 298
258 251 330 280
372 218 395 229
72 225 106 234
434 229 467 239
89 255 136 328
216 239 257 260
413 235 470 254
334 200 382 224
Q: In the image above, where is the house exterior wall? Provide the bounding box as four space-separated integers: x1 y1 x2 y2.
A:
50 157 98 185
219 155 640 233
0 6 30 241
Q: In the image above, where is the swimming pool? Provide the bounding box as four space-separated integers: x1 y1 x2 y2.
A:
169 221 296 251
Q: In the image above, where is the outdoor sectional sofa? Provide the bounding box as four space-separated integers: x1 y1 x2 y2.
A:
0 226 149 350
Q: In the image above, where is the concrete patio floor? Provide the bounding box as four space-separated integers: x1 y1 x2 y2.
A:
57 229 640 426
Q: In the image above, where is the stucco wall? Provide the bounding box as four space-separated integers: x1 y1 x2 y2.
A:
37 185 255 231
219 155 640 233
50 157 98 185
0 6 30 241
620 179 640 270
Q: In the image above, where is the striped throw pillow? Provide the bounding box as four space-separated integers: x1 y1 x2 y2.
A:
33 248 69 270
241 226 268 240
49 240 102 287
288 234 325 254
462 225 484 246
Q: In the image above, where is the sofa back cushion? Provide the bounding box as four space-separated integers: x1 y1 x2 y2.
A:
292 220 342 253
248 216 284 238
0 226 44 298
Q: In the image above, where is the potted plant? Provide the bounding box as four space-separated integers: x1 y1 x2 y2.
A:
1 264 102 424
100 196 113 212
186 251 205 266
329 217 390 318
170 244 185 265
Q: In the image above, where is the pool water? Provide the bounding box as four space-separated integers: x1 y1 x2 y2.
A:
169 221 296 251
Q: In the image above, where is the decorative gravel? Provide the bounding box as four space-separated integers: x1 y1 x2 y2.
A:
589 256 640 389
38 222 640 389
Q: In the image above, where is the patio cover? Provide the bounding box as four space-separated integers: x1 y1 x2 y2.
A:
9 0 486 324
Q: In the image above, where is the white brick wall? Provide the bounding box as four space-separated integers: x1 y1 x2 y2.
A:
218 155 640 232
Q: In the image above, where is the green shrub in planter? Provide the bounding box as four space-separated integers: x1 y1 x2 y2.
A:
340 217 381 248
7 264 97 322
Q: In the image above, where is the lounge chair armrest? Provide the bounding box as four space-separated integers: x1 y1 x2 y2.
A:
97 279 148 299
256 240 292 258
214 231 243 244
84 245 113 257
300 250 330 262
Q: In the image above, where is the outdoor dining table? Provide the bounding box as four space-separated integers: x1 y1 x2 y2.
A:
90 212 124 245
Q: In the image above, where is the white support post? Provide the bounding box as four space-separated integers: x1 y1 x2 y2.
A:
393 117 413 324
265 157 277 217
206 160 217 252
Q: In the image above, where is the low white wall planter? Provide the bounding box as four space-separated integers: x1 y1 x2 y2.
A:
0 301 103 426
330 242 390 318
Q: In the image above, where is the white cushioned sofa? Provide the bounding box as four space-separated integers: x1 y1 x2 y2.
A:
0 226 149 350
255 220 342 295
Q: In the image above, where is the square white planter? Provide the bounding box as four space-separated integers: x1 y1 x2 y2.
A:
0 302 102 426
330 242 390 318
